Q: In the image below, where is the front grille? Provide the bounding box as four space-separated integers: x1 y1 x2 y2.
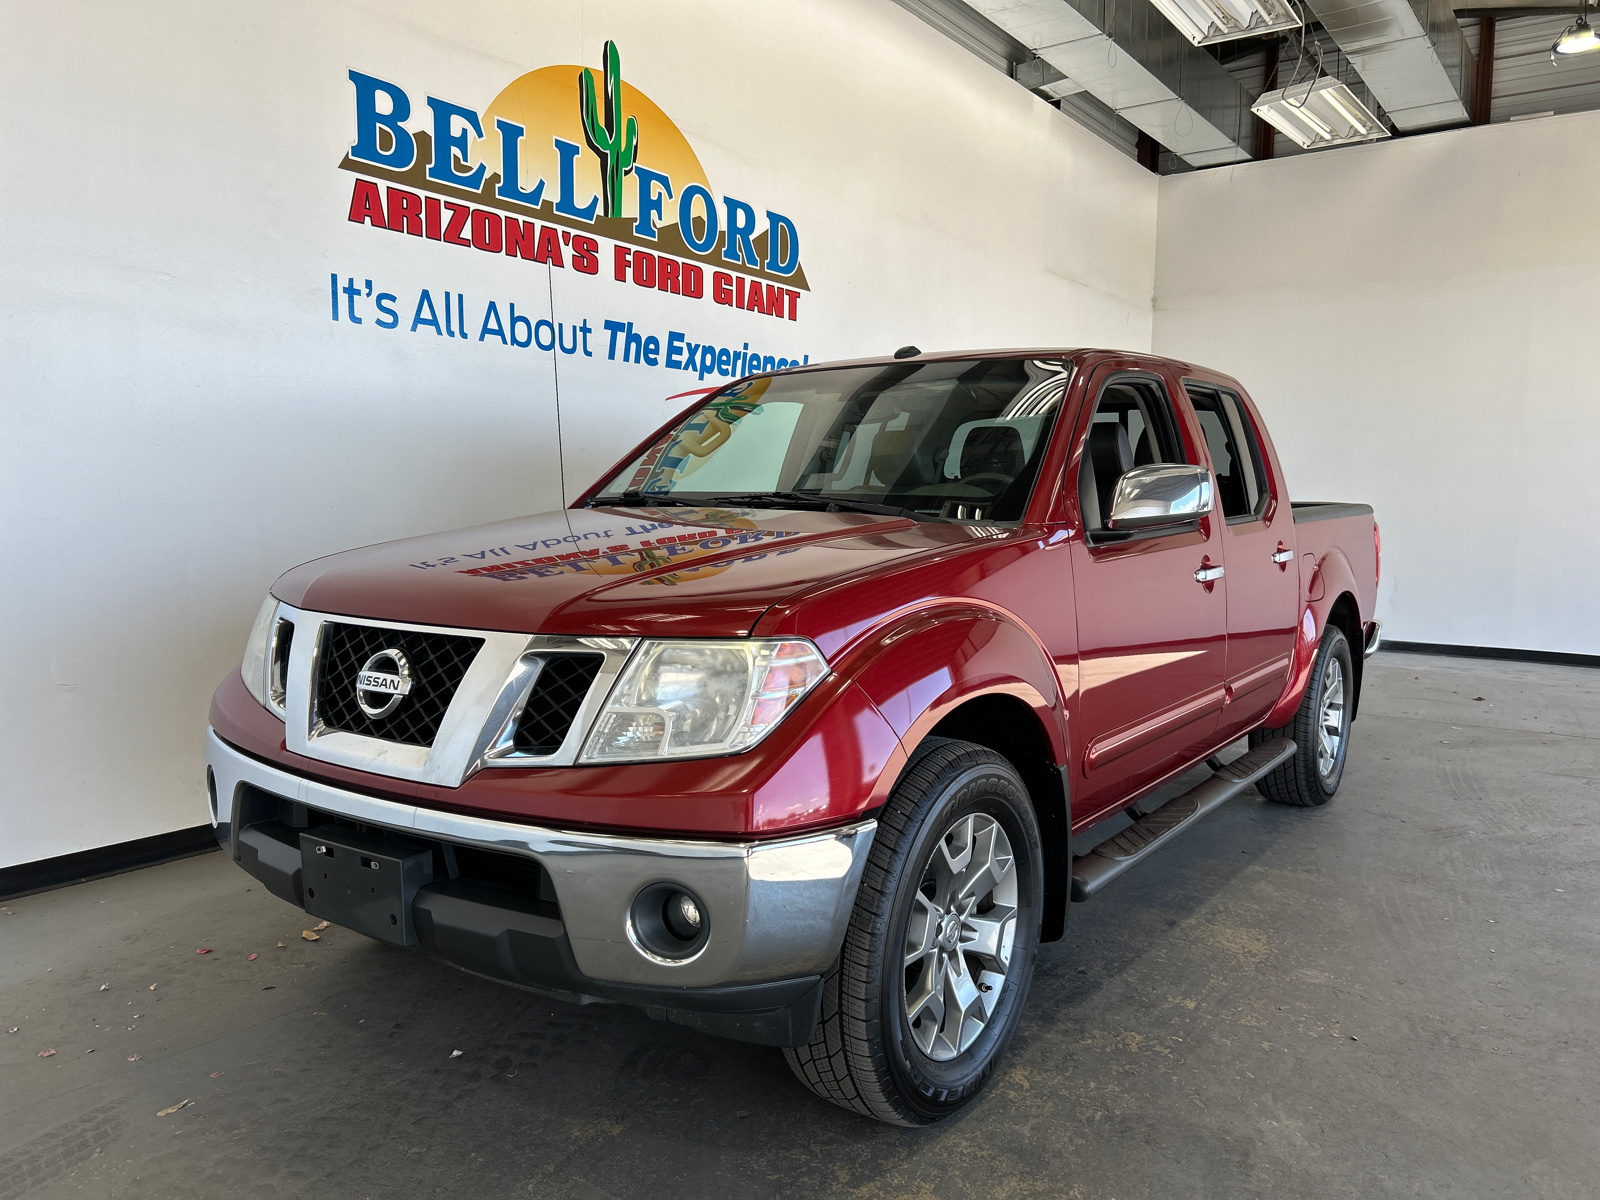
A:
315 622 484 747
512 654 605 755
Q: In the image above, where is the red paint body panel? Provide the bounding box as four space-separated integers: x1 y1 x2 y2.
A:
1182 372 1300 742
271 506 936 638
1261 526 1377 729
215 349 1377 841
1063 358 1227 822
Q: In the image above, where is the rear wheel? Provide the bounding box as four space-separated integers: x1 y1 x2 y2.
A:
784 739 1043 1125
1250 625 1353 806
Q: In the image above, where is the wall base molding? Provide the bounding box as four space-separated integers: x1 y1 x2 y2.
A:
1383 641 1599 669
0 826 219 902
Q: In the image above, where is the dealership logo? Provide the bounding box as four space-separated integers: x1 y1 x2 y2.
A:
339 42 809 321
355 649 414 718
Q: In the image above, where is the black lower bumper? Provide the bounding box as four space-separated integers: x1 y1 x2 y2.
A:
224 811 822 1048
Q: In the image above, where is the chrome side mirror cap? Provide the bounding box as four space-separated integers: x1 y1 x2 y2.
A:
1106 464 1214 530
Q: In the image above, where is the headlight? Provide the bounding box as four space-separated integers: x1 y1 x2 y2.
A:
241 597 276 707
580 638 827 763
240 595 293 715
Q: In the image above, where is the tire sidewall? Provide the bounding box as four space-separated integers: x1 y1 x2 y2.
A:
1312 629 1353 798
876 758 1043 1121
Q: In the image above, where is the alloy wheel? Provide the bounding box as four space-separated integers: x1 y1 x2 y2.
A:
902 812 1018 1061
1316 655 1346 779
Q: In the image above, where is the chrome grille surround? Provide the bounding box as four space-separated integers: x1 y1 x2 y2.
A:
274 602 637 788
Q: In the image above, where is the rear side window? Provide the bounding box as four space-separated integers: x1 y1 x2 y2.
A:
1186 386 1268 522
1078 377 1188 533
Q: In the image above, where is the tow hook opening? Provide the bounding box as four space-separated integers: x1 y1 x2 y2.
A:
628 883 710 963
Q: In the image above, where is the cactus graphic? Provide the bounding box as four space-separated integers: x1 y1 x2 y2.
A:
579 41 638 219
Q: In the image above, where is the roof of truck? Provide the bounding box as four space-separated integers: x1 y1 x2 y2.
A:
777 347 1234 382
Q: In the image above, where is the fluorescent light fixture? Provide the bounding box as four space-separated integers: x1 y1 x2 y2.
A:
1552 14 1600 57
1252 77 1391 149
1149 0 1303 46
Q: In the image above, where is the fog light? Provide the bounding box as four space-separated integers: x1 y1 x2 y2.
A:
665 892 702 940
627 883 710 962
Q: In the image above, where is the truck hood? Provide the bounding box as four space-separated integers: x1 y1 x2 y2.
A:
272 505 973 637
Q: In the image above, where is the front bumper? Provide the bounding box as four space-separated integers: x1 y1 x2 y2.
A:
206 729 875 1045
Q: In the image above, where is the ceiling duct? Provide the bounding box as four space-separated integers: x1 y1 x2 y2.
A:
962 0 1259 165
1015 55 1089 97
892 0 1036 73
1303 0 1475 129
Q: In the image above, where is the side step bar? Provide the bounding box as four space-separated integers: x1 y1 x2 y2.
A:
1070 737 1296 902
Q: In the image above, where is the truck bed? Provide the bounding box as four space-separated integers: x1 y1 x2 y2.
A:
1290 500 1379 658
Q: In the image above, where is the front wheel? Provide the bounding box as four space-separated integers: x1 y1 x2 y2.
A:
1250 624 1353 806
784 739 1043 1126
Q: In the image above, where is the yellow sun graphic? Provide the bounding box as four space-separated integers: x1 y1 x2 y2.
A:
480 66 711 231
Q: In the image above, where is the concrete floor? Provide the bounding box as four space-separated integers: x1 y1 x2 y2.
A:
2 651 1597 1199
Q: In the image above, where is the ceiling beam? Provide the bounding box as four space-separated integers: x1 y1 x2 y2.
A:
1472 16 1496 123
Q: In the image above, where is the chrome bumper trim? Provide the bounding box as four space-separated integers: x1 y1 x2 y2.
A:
206 729 875 989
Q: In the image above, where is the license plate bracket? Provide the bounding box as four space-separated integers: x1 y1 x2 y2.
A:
299 826 434 945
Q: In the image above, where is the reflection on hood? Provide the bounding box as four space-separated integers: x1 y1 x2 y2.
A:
457 508 797 587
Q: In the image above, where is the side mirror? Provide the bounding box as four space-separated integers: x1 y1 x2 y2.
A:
1106 464 1213 530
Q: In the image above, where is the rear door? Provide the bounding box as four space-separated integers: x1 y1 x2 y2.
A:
1068 366 1227 823
1184 383 1298 740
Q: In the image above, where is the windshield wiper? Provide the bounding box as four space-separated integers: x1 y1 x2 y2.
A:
586 491 700 508
700 491 928 522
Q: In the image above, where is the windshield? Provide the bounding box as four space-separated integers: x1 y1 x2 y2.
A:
595 358 1072 521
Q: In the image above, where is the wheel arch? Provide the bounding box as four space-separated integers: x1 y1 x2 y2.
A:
1325 590 1364 721
837 603 1071 943
1262 544 1366 729
925 694 1071 943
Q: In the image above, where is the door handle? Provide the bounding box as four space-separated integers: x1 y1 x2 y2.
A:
1271 548 1294 564
1194 565 1225 583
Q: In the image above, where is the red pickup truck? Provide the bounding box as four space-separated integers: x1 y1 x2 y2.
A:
207 348 1378 1126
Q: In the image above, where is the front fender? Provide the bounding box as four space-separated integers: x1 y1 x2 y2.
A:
1262 547 1362 729
834 602 1068 766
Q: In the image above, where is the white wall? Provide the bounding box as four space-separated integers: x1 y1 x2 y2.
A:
0 0 1157 866
1153 111 1600 656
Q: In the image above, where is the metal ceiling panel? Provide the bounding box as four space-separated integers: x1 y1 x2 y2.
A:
1465 14 1600 123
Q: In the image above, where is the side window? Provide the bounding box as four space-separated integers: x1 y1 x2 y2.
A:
1186 387 1267 521
1221 391 1270 512
1079 378 1187 533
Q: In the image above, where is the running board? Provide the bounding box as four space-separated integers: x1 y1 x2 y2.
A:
1070 737 1296 902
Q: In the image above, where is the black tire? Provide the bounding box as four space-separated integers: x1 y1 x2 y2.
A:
783 739 1044 1126
1250 625 1353 806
